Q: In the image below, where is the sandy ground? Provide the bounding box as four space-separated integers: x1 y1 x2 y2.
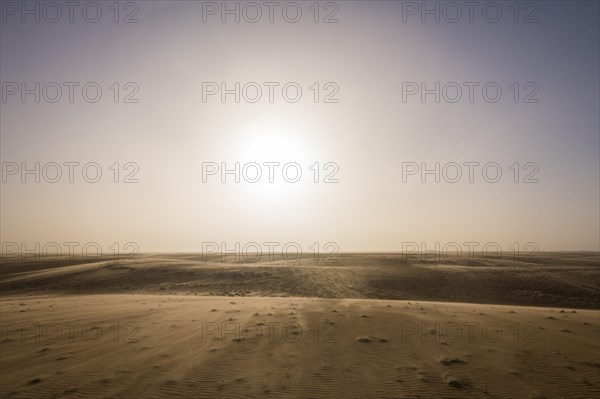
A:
1 253 599 398
1 253 598 308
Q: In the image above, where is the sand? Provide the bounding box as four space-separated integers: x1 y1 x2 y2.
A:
1 253 599 398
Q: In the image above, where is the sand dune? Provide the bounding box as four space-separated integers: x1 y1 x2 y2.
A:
1 295 599 398
1 253 599 398
1 253 598 308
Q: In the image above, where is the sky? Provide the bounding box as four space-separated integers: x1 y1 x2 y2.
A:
1 0 599 256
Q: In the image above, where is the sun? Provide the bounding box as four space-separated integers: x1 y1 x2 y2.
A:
231 118 315 202
238 122 310 164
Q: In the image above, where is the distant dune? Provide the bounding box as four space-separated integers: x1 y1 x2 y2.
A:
1 253 599 308
1 253 599 398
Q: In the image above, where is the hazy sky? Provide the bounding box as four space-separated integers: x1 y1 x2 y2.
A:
1 1 599 255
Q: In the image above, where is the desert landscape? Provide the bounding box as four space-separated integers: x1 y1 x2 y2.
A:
1 253 599 398
2 3 599 398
